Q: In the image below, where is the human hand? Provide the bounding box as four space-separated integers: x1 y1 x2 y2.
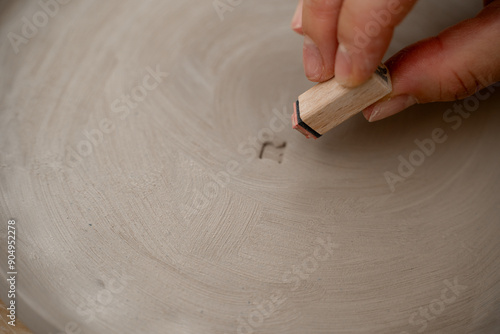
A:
291 0 500 122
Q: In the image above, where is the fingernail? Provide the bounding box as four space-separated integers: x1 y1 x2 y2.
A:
367 95 418 122
334 44 352 86
303 35 323 81
291 3 302 31
362 106 375 121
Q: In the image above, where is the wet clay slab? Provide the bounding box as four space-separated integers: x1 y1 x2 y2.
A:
0 1 499 333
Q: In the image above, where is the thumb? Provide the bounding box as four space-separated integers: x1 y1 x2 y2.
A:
363 1 500 122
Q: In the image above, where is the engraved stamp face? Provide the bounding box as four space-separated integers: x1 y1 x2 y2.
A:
376 65 389 83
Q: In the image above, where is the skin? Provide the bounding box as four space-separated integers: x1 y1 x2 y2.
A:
291 0 500 122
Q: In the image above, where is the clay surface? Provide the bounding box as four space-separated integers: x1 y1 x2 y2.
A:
0 1 499 333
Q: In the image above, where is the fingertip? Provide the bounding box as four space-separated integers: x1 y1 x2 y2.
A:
334 44 353 86
334 0 417 87
334 44 379 87
303 35 324 82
